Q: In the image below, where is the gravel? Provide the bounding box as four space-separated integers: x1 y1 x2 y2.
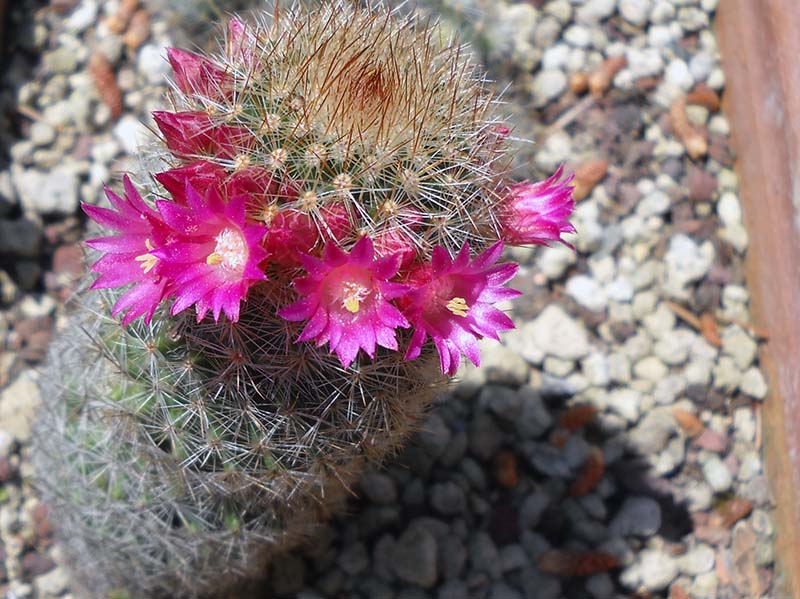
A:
0 0 778 598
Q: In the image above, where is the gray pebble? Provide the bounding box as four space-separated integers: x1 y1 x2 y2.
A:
361 472 398 505
469 532 502 580
610 496 662 537
430 481 467 516
391 526 438 588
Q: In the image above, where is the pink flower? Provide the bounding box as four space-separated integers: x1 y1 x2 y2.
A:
167 48 232 98
82 176 172 325
500 165 576 247
278 237 410 368
402 242 521 376
154 183 268 322
153 111 253 160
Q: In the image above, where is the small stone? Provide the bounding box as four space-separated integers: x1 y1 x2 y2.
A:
391 525 438 588
29 121 56 147
0 218 42 258
606 388 641 422
503 323 545 365
438 580 469 599
633 356 668 382
628 407 675 454
488 582 523 599
469 413 504 461
480 343 530 386
702 455 733 492
618 0 651 26
721 325 758 370
66 0 98 33
740 367 768 399
13 166 79 215
529 306 590 360
733 407 757 443
626 47 664 78
34 567 70 596
678 544 715 575
717 192 742 226
515 386 553 439
586 573 614 599
0 371 41 441
712 356 742 391
610 496 662 537
620 549 678 591
566 275 607 312
430 482 466 516
538 245 577 280
417 413 452 460
43 47 78 73
665 58 694 91
576 0 617 23
582 353 610 387
114 114 151 154
665 235 714 297
469 532 501 579
138 44 172 84
360 472 398 505
531 69 567 108
499 544 528 572
338 543 369 575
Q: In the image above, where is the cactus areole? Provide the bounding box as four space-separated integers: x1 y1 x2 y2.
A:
36 3 576 598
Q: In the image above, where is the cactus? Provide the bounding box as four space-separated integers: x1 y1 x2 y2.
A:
34 2 576 598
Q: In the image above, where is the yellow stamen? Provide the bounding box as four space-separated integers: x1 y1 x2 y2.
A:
342 281 369 313
135 239 158 273
446 297 469 317
206 253 223 265
344 296 361 313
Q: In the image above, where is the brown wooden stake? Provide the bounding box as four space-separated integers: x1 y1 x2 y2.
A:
717 2 800 596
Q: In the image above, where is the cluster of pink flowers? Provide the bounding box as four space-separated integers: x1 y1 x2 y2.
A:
83 19 576 376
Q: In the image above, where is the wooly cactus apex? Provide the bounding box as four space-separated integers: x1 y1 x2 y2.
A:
33 2 576 598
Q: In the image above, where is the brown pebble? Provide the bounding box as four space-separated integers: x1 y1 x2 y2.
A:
713 497 753 529
687 165 717 202
492 450 519 489
558 404 597 432
569 446 604 497
572 159 609 201
694 524 731 546
669 583 691 599
692 428 728 453
21 551 57 578
106 0 139 33
123 9 151 50
538 549 620 577
0 458 15 483
672 407 704 437
569 72 590 95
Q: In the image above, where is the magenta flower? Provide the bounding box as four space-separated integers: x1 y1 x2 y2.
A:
82 176 172 325
500 165 576 247
402 242 521 376
153 111 253 160
154 184 268 322
278 237 410 368
167 48 232 98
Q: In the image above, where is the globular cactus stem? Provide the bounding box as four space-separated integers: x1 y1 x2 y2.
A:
33 2 576 598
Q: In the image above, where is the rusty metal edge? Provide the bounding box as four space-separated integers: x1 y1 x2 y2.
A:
717 1 800 596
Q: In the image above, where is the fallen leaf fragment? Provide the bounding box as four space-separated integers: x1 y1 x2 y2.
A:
699 312 722 347
670 96 708 160
672 407 704 437
569 446 604 497
537 548 620 577
588 56 627 97
88 51 123 119
665 301 702 331
686 83 721 112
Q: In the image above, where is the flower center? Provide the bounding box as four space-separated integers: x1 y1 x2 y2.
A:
342 281 370 313
206 228 247 272
446 296 470 317
135 239 158 274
